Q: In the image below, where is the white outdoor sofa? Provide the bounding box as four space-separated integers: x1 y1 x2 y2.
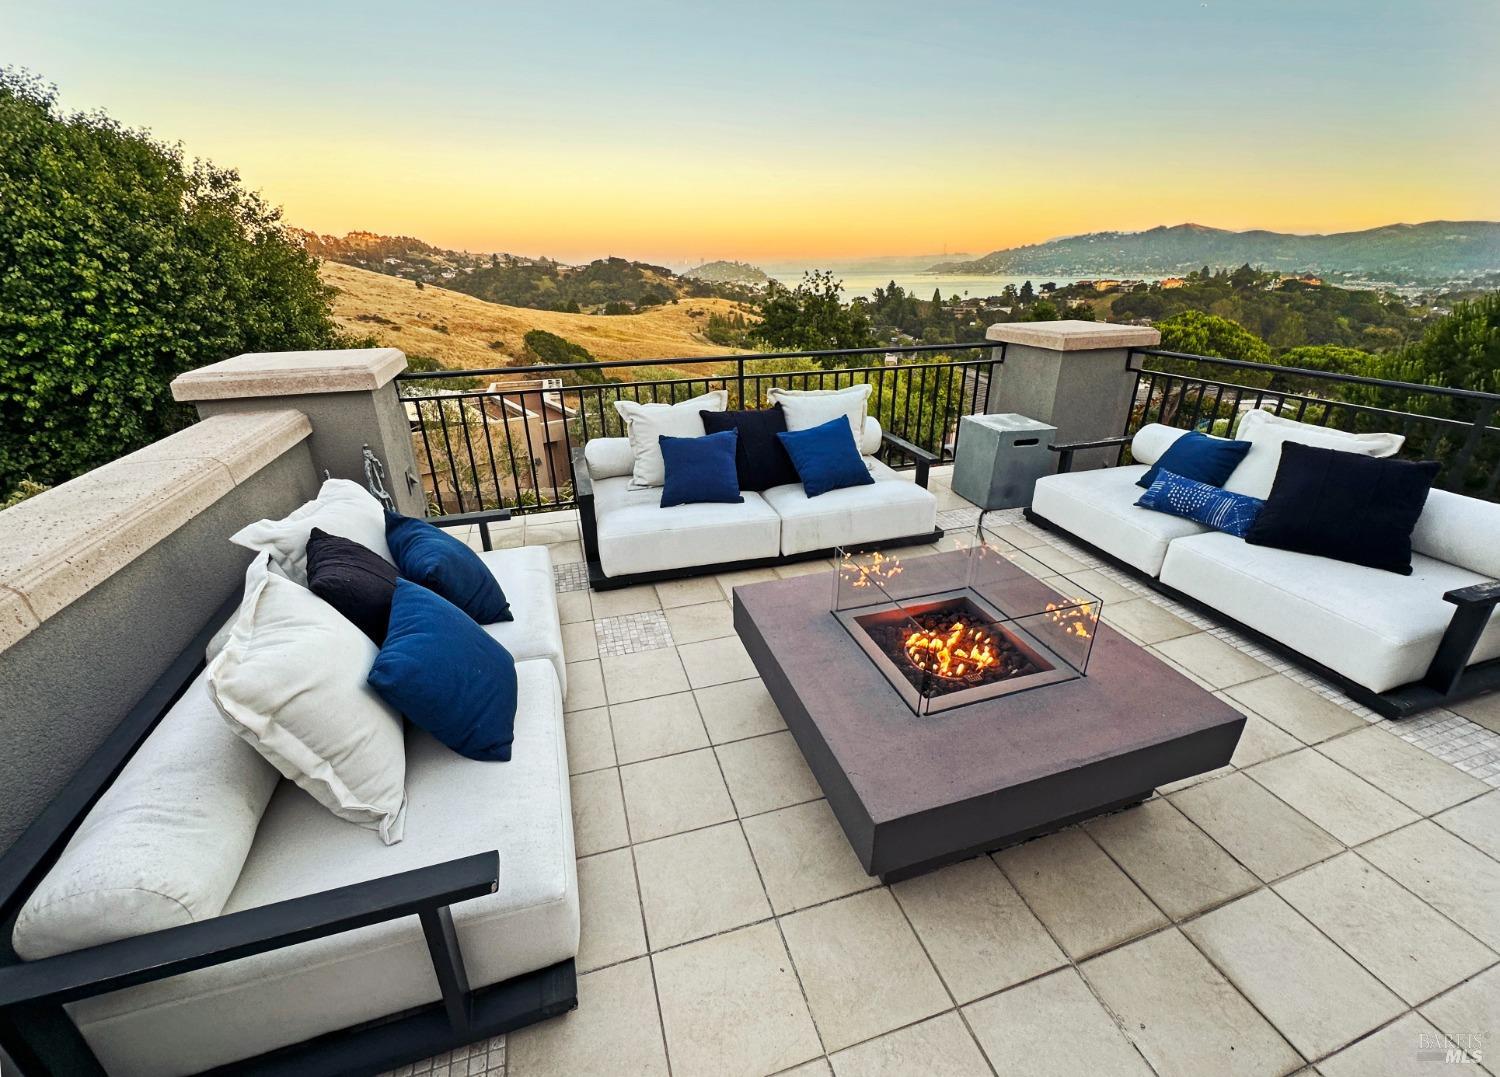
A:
0 522 579 1077
572 417 942 588
1027 423 1500 718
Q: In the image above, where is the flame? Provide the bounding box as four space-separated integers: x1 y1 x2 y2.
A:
842 550 904 590
1044 601 1095 639
902 620 1001 681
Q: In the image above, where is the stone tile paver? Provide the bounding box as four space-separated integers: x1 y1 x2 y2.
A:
678 635 759 688
601 647 689 704
1171 772 1342 882
1247 749 1418 846
632 822 771 950
564 658 605 710
1152 632 1270 689
609 691 709 765
662 600 734 644
1433 789 1500 861
1183 888 1405 1059
506 957 668 1077
693 678 787 744
653 576 724 609
1100 597 1198 644
570 768 630 856
1317 725 1490 815
1085 798 1258 920
563 705 615 774
827 1012 990 1077
890 856 1066 1004
994 828 1167 959
741 799 876 914
1228 710 1302 768
964 968 1154 1077
715 730 823 817
1082 927 1301 1077
1316 1011 1451 1077
618 748 735 842
1274 852 1495 1005
652 922 822 1077
780 889 950 1052
1419 965 1500 1051
1224 674 1365 743
590 584 661 618
1361 821 1500 950
574 848 647 973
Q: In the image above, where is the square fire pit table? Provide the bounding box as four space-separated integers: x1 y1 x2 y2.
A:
732 527 1245 882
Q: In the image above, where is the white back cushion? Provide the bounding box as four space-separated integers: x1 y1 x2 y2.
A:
231 478 390 585
613 390 728 488
768 384 872 443
12 671 280 959
1223 409 1404 499
1412 488 1500 579
583 437 635 480
1129 423 1190 466
209 555 408 844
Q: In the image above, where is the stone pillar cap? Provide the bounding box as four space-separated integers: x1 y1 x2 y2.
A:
172 348 407 402
985 320 1160 351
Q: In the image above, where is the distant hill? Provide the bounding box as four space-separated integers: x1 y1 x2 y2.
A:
320 262 743 371
683 260 771 287
931 222 1500 284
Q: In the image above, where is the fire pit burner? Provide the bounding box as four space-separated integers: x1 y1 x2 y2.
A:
858 598 1043 692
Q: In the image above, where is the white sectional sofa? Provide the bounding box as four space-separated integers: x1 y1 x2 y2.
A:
574 417 941 586
1029 423 1500 718
0 539 579 1076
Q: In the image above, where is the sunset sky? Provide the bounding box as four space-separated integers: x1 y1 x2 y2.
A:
6 0 1498 264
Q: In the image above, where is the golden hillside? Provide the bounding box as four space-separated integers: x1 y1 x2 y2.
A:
321 261 746 371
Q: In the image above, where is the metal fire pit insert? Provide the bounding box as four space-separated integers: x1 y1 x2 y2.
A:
833 521 1100 715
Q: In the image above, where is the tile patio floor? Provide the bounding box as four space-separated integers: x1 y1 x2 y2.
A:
399 466 1500 1077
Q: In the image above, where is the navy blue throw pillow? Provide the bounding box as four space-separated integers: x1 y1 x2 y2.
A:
659 430 745 507
368 580 518 761
306 527 397 644
1245 442 1438 575
1137 430 1252 489
385 511 512 624
777 416 875 497
1135 470 1265 539
701 405 800 491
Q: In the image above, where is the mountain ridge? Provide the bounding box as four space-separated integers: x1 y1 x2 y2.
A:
931 221 1500 282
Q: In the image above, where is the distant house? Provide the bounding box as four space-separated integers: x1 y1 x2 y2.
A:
1160 277 1187 289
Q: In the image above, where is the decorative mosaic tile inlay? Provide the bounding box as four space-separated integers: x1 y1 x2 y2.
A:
594 610 675 657
552 561 591 592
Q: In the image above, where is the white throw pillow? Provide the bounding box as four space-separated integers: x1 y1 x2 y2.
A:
768 384 872 443
209 554 408 844
11 671 280 960
1223 409 1405 499
231 478 391 585
613 390 728 488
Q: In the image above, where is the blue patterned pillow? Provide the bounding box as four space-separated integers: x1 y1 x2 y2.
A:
1135 469 1265 539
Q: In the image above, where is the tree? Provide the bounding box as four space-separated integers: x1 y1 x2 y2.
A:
1019 280 1035 303
748 270 874 353
0 70 344 501
1155 311 1271 364
523 329 611 385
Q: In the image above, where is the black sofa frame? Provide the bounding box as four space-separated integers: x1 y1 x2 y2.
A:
1029 437 1500 720
0 509 579 1077
572 432 945 591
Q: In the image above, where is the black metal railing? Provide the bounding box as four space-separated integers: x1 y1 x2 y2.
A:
1123 348 1500 498
396 342 1001 515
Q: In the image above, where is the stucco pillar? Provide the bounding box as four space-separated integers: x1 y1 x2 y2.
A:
983 320 1161 470
172 348 425 515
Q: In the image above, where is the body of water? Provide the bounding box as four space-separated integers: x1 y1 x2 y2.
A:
762 270 1162 301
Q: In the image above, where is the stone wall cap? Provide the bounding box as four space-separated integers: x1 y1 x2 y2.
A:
0 409 311 651
985 320 1161 351
171 348 407 402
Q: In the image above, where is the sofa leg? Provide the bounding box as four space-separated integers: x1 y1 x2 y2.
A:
0 1003 107 1077
421 905 473 1035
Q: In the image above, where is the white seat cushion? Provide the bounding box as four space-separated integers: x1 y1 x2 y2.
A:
592 475 782 577
1161 532 1500 694
1031 466 1208 576
12 672 279 960
479 545 566 696
761 459 936 556
70 659 578 1077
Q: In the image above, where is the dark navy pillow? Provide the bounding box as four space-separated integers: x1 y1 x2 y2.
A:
659 430 744 507
385 511 511 624
368 580 518 761
1135 470 1265 539
306 527 397 644
777 416 875 497
700 405 800 491
1138 430 1252 489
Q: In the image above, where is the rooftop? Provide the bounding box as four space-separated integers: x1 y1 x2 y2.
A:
421 464 1500 1077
